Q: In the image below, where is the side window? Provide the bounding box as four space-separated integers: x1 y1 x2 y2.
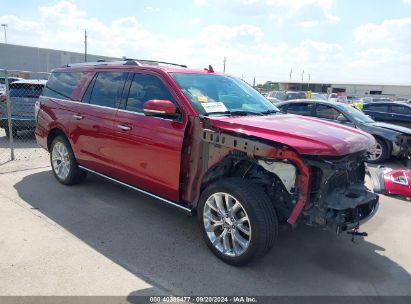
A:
125 73 175 113
315 104 344 121
365 105 389 112
276 92 287 100
286 103 313 116
81 74 97 103
89 72 127 108
391 105 411 115
43 72 84 100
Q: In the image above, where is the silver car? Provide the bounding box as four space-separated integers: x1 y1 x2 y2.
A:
0 79 46 137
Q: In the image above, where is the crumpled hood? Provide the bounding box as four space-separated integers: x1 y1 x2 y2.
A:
369 122 411 136
208 114 375 156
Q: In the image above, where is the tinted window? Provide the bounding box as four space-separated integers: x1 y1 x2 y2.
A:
275 92 287 100
89 72 127 108
316 104 343 121
9 83 44 98
43 72 84 100
364 104 389 112
81 74 97 103
391 105 411 115
125 74 174 113
286 103 313 116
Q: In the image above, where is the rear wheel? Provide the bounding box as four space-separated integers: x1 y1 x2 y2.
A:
198 178 278 266
50 136 87 185
367 137 389 164
5 127 17 138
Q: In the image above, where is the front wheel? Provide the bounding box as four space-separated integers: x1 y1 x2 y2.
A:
198 178 278 266
367 137 389 164
50 135 87 185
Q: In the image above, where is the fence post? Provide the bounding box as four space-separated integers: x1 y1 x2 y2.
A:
5 70 15 161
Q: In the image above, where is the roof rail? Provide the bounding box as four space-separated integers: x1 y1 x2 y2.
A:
64 60 142 68
63 59 186 68
128 59 187 68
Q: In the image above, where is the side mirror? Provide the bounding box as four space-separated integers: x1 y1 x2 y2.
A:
143 100 179 118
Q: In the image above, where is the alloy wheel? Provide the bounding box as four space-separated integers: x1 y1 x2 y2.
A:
203 192 251 257
51 141 71 180
369 142 383 161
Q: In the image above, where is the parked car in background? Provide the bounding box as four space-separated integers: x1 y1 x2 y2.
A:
35 60 379 265
266 91 306 103
363 102 411 129
265 91 281 103
311 93 327 101
0 77 23 86
0 79 46 137
278 100 411 163
362 97 394 103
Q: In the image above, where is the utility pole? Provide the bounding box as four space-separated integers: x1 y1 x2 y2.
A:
84 29 87 62
301 70 304 82
1 24 8 44
223 57 226 73
289 68 292 81
308 72 311 89
253 76 256 87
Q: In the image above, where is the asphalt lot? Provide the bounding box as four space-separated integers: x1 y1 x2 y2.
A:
0 136 410 297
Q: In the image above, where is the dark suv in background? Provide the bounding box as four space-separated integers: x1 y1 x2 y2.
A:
363 102 411 129
35 60 378 265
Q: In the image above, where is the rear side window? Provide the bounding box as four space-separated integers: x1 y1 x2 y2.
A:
43 72 84 100
286 103 313 116
88 72 128 108
391 105 411 115
125 73 175 113
315 104 341 120
10 83 44 98
364 104 389 112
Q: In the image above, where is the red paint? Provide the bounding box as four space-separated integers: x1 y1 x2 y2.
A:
383 169 411 199
209 114 375 156
36 62 373 222
144 99 177 115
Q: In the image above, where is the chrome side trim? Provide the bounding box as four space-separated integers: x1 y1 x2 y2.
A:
78 165 192 214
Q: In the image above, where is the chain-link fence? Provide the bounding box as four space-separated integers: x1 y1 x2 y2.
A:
0 69 50 172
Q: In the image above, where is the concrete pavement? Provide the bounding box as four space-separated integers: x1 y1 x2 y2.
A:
0 166 410 296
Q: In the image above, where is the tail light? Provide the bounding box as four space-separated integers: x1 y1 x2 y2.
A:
34 101 40 121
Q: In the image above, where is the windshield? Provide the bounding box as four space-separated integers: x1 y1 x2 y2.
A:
335 103 375 123
170 73 279 115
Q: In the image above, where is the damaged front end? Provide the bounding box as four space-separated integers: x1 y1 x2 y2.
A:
302 152 379 233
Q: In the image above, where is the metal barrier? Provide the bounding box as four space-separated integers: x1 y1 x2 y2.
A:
0 69 50 171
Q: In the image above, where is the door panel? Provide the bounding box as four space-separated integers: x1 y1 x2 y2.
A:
112 112 185 201
70 71 128 175
110 72 186 201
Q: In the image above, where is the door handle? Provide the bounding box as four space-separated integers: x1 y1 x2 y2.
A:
73 114 84 120
117 124 131 131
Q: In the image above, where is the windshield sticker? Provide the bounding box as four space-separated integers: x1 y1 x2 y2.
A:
201 102 228 113
197 96 208 103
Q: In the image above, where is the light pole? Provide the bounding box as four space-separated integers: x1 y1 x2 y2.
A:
1 24 7 44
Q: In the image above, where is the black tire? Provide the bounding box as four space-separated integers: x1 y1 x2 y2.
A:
50 135 87 185
198 178 278 266
367 137 389 164
5 127 17 138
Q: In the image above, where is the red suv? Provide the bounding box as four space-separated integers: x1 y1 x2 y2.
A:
36 60 379 265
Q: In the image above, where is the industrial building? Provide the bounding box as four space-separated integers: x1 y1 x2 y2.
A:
272 81 411 97
0 43 121 77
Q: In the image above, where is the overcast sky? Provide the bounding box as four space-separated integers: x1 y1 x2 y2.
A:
1 0 411 84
